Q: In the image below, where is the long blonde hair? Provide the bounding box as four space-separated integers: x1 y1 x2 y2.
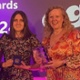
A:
43 6 74 38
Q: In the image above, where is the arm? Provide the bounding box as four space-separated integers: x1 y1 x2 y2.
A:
43 59 66 69
66 53 80 69
66 29 80 69
0 34 13 68
14 61 41 71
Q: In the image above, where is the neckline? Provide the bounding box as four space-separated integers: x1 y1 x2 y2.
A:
48 32 67 48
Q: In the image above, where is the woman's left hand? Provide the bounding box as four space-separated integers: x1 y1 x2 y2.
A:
44 59 66 69
14 61 30 70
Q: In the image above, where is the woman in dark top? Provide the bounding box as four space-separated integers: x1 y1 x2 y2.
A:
0 10 41 80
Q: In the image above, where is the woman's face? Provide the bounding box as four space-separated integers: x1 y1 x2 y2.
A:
13 14 24 32
48 9 64 30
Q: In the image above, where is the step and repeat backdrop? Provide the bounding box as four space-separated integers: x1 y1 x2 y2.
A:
0 0 80 76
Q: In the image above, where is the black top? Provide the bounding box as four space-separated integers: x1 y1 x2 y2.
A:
0 33 41 80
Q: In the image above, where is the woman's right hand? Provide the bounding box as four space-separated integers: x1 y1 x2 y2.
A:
2 59 13 68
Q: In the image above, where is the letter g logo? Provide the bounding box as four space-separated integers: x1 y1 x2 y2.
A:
66 5 80 27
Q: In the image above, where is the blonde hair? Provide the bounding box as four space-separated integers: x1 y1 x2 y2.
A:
43 6 74 38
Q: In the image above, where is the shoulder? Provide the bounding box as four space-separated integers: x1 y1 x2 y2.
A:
71 29 79 34
68 29 80 39
0 33 12 41
30 35 36 39
0 33 9 39
29 35 39 41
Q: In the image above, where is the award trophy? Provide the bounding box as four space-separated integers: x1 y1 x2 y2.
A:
33 47 48 65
